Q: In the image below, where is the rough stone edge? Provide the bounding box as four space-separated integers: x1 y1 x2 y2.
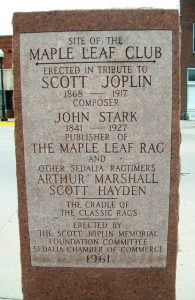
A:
13 9 180 300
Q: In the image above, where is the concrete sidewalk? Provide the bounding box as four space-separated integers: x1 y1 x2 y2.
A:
0 121 194 300
0 124 22 300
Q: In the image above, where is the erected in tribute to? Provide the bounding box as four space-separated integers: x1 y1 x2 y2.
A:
14 10 180 300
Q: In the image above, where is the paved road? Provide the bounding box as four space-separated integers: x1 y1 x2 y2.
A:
176 121 195 300
0 121 194 300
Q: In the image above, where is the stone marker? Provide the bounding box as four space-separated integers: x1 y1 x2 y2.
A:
13 10 180 300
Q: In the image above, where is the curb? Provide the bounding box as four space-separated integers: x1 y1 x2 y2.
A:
0 122 15 127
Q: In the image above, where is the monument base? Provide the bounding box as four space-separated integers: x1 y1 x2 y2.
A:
13 9 180 300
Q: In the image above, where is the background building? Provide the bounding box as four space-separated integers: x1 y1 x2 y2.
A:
1 4 195 120
181 0 195 120
0 35 14 118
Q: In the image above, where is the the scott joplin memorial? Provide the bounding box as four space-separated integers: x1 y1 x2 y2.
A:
13 9 180 300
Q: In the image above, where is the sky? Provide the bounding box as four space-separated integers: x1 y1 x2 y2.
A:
1 0 180 35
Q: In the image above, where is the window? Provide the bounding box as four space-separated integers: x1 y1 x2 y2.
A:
0 69 14 116
187 68 195 84
193 24 195 53
5 91 13 110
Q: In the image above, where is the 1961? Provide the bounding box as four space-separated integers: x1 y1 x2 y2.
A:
87 254 110 264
